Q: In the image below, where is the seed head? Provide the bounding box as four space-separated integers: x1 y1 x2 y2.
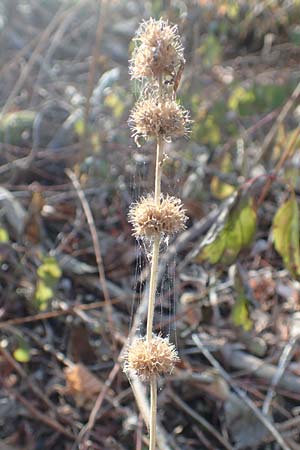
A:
129 194 187 239
129 95 190 143
124 335 179 380
130 18 184 80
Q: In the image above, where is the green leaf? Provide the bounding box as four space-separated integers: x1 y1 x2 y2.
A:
37 256 62 286
232 294 253 331
228 83 292 116
231 265 253 331
228 86 255 115
34 280 54 311
192 114 221 147
13 342 31 363
74 118 85 137
104 92 125 119
0 227 9 242
34 256 61 310
272 194 300 279
0 111 36 145
210 154 235 199
196 192 257 265
200 34 222 68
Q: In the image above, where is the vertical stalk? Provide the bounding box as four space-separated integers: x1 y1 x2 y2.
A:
146 79 164 450
146 136 164 343
146 236 160 342
154 136 163 205
149 376 157 450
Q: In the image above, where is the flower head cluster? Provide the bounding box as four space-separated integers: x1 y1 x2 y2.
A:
124 335 179 380
129 194 187 239
129 95 190 142
130 18 184 80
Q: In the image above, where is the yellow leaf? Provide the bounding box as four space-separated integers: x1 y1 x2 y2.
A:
196 193 257 265
13 345 30 363
272 194 300 279
34 280 53 310
0 227 9 243
210 154 235 199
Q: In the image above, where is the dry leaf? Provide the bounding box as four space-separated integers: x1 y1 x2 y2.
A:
24 190 45 244
67 323 97 364
64 363 113 408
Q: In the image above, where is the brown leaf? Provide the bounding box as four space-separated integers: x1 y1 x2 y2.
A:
24 190 45 244
64 363 113 408
67 323 96 364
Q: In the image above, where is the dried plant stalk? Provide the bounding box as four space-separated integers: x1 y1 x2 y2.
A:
124 18 190 450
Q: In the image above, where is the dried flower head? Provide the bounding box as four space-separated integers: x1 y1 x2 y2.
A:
129 194 187 239
129 95 190 143
130 18 184 80
124 335 179 380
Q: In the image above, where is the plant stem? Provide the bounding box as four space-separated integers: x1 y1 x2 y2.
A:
147 79 164 450
146 136 164 343
146 236 160 342
149 376 157 450
154 136 163 205
146 135 163 450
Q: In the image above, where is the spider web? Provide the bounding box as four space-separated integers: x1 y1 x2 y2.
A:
127 141 179 343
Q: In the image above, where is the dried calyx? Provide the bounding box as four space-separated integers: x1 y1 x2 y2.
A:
130 18 184 80
124 335 179 380
129 95 190 143
129 194 187 239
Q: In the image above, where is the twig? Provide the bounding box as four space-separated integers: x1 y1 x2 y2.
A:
65 169 115 339
0 346 57 412
177 209 223 272
192 334 291 450
170 389 233 450
81 0 108 162
222 345 300 394
149 376 157 450
255 126 300 209
77 361 121 449
145 135 164 344
263 335 300 415
129 376 176 450
0 298 121 328
254 80 300 165
76 360 172 450
1 346 77 437
0 35 39 78
146 77 165 450
192 425 216 450
76 289 151 448
30 1 87 107
12 391 75 440
1 3 67 116
136 414 143 450
1 330 81 431
277 416 300 433
147 236 160 341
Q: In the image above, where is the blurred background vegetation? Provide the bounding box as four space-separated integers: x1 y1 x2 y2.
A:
1 1 300 449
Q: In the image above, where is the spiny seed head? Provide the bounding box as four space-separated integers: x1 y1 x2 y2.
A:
130 18 184 80
124 335 179 380
129 96 191 144
129 194 187 239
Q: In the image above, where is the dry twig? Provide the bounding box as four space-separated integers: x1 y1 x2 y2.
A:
65 169 115 338
192 334 291 450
